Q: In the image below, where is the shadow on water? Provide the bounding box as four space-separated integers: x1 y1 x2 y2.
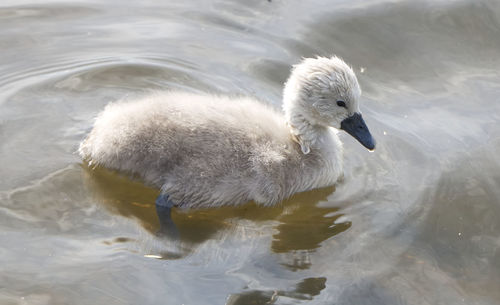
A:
81 164 351 258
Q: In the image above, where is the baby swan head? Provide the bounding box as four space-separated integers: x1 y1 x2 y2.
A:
283 56 375 152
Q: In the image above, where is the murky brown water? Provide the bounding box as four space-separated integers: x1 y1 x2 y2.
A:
1 0 500 304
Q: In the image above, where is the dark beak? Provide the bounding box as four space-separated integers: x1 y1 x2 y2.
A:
340 113 376 150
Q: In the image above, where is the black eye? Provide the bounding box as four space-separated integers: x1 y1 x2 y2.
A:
336 101 347 108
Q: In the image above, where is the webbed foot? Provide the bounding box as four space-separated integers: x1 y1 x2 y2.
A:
155 194 179 239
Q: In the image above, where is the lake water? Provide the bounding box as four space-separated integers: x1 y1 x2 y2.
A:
1 0 500 304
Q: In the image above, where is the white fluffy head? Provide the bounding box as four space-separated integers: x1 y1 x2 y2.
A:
283 56 361 129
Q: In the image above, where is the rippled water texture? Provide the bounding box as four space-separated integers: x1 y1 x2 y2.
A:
1 0 500 304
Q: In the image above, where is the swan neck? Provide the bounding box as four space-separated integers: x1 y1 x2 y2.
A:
286 114 327 154
283 75 327 154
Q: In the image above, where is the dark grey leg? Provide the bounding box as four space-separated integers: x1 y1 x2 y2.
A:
155 194 179 239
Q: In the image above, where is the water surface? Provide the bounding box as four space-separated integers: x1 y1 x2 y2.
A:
1 0 500 304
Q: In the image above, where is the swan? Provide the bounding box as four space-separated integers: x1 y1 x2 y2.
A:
79 56 375 213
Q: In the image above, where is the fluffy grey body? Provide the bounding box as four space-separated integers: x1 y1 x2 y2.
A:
79 92 342 208
79 56 375 209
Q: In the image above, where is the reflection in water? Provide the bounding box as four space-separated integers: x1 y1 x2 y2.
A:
226 277 326 305
82 164 351 260
271 188 351 253
81 163 160 232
